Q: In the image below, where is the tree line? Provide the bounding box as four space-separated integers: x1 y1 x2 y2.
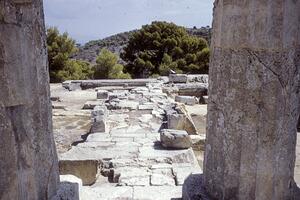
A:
47 21 210 83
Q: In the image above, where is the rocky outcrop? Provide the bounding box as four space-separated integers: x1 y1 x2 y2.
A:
0 1 59 199
204 0 300 199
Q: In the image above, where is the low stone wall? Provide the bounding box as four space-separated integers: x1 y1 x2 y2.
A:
63 79 160 90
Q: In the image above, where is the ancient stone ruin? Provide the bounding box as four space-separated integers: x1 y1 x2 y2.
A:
52 74 208 199
1 0 300 200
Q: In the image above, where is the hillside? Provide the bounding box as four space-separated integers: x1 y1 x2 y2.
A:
71 26 211 64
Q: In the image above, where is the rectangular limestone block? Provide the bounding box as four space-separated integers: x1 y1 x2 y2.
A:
59 160 98 186
169 74 188 83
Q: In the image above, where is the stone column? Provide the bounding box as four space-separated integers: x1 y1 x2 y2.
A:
204 0 300 199
0 1 59 199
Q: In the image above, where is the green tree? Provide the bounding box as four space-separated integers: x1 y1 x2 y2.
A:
94 49 131 79
121 21 210 78
55 60 94 81
47 27 93 82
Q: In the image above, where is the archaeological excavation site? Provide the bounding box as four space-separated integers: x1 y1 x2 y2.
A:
1 0 300 200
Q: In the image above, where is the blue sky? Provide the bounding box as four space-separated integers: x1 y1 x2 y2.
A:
44 0 213 44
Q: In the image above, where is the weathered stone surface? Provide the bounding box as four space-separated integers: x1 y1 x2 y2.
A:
176 83 208 97
91 105 108 118
59 160 98 186
138 103 155 110
96 90 108 99
295 132 300 188
52 102 68 110
81 186 133 200
139 114 153 123
169 74 188 83
51 175 82 200
187 74 209 83
204 1 300 199
150 168 175 186
167 113 197 135
139 146 198 166
63 79 159 90
109 99 139 110
182 174 210 200
175 96 198 105
133 186 182 200
82 100 104 109
51 96 61 102
108 90 128 100
62 81 81 91
190 135 206 151
60 144 139 161
90 106 107 133
160 129 192 149
114 167 151 186
150 174 175 186
0 1 59 199
202 95 208 104
173 164 202 186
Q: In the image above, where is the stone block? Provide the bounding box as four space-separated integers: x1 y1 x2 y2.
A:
133 186 182 200
108 91 128 100
175 96 198 105
51 182 80 200
81 186 133 200
59 160 98 186
90 115 107 133
113 167 151 186
138 146 197 165
138 104 155 110
78 79 159 90
96 90 108 99
187 74 209 83
60 146 138 161
91 105 108 118
109 100 139 110
82 100 104 109
150 168 175 186
176 83 208 97
190 135 206 151
167 113 197 135
182 174 210 200
138 114 153 123
86 133 111 142
169 74 188 83
173 164 202 186
51 175 82 200
202 95 209 104
150 174 175 186
160 129 192 149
